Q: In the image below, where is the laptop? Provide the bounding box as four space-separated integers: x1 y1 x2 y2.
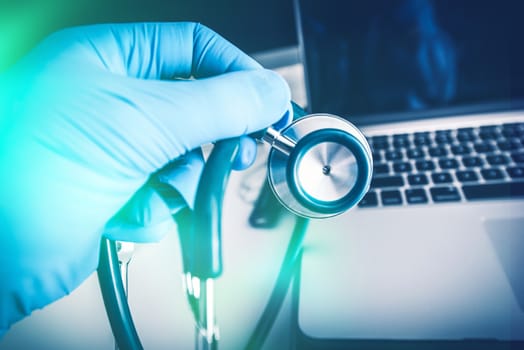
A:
290 0 524 347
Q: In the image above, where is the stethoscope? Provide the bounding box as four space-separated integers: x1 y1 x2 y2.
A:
97 102 373 350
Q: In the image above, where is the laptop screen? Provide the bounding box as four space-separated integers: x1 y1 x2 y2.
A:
296 0 524 124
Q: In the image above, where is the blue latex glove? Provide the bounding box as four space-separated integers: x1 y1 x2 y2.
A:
0 22 290 335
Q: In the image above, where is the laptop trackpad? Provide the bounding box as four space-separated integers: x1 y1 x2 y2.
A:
485 218 524 312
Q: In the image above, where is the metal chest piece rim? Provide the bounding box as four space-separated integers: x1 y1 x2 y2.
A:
265 114 373 219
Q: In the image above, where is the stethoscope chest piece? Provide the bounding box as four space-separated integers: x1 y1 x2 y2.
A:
264 114 372 218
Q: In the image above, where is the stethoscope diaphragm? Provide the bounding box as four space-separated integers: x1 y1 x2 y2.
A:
263 114 372 218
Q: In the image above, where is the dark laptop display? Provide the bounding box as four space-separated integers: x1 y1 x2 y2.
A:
297 0 524 123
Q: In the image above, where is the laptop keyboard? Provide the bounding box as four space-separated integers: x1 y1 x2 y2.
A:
358 122 524 208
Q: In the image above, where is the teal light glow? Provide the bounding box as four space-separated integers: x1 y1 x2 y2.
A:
0 1 95 72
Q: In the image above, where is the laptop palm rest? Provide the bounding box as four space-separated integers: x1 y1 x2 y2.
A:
298 202 524 341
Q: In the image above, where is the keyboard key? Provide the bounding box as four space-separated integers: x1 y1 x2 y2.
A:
451 144 472 155
393 133 409 140
481 168 505 180
457 134 475 143
374 163 390 175
435 133 454 144
372 141 390 150
479 130 500 140
439 158 459 169
497 139 522 151
480 125 499 132
511 152 524 163
358 191 378 207
462 156 484 168
393 162 412 173
507 166 524 179
381 190 403 205
457 129 475 142
473 142 495 153
405 188 428 204
502 127 519 138
435 129 453 135
393 138 411 148
372 136 389 149
502 122 524 130
430 186 461 202
372 135 388 142
371 175 404 188
429 146 448 157
415 160 436 171
456 170 479 182
502 123 524 137
408 174 429 185
385 150 404 161
414 137 431 146
457 127 474 133
486 154 510 166
414 131 430 138
406 148 426 159
432 172 453 184
463 182 524 200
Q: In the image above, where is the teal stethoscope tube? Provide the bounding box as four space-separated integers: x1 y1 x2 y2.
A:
98 138 241 350
97 102 373 349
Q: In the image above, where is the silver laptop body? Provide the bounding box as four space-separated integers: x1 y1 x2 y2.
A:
294 0 524 343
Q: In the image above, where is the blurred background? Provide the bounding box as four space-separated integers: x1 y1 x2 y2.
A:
0 0 297 72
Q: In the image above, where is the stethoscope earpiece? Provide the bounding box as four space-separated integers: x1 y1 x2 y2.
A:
263 114 372 218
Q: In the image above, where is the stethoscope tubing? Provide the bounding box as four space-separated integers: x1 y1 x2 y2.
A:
98 238 143 350
97 102 371 349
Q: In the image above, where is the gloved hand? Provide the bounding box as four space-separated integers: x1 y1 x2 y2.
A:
0 22 290 334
